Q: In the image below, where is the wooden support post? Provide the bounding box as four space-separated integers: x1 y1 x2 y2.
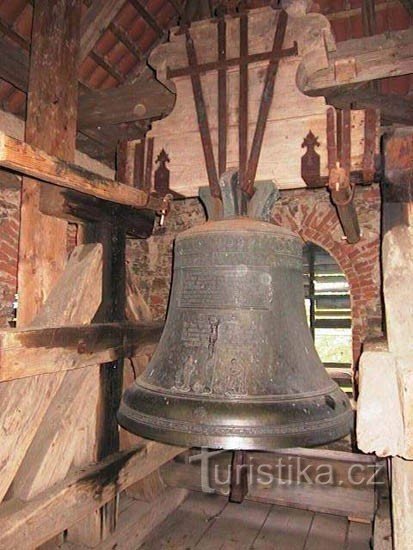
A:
229 450 248 504
0 0 82 503
69 141 129 546
356 128 413 549
18 0 81 326
326 108 361 244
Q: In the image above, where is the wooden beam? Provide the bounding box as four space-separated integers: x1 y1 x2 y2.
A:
327 88 413 126
361 0 376 37
89 50 126 84
0 442 184 549
161 450 376 520
39 186 155 237
0 36 29 92
0 322 163 382
4 5 87 511
79 0 127 64
0 17 30 51
129 0 164 37
17 0 81 326
0 36 173 132
0 243 102 502
297 28 413 97
87 489 188 550
326 0 399 21
167 0 184 17
68 139 136 546
399 0 413 16
108 21 143 59
6 244 103 505
78 69 175 129
0 132 149 208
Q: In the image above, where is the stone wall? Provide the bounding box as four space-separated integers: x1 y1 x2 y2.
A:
126 186 382 365
126 199 206 320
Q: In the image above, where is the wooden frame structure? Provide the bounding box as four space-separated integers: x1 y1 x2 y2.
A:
0 0 411 547
0 2 184 546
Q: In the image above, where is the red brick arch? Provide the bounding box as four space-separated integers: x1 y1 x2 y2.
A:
272 185 382 364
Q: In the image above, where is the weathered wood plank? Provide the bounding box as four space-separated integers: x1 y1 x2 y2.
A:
327 89 413 127
11 367 99 500
347 521 372 550
68 143 131 546
0 441 184 549
304 513 348 550
139 491 229 549
252 506 314 550
1 0 150 525
0 35 29 92
8 244 104 501
93 488 188 550
39 186 155 238
78 69 175 128
17 0 81 327
196 499 271 550
298 28 413 96
161 452 376 520
0 243 102 501
0 132 149 208
0 321 163 382
0 34 173 132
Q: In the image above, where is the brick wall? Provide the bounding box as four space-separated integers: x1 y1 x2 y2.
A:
127 186 381 365
0 184 20 327
272 185 382 364
0 182 80 327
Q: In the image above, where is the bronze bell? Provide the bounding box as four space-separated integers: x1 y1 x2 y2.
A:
118 171 352 450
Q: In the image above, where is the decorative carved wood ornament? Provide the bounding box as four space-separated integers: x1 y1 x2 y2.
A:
147 5 379 197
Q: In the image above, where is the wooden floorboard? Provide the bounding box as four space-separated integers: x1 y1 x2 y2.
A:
253 506 314 550
195 499 271 549
304 513 348 550
346 521 372 550
139 491 373 550
139 492 228 549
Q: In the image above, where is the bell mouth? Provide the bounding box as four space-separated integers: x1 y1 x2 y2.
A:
118 383 353 451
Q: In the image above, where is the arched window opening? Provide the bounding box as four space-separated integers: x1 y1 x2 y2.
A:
303 243 352 396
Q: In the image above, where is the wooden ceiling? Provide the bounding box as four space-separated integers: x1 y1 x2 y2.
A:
0 0 411 168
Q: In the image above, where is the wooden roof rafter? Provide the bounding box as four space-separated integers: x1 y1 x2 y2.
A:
108 19 144 60
0 16 30 51
79 0 127 64
89 49 127 83
128 0 165 37
399 0 413 16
